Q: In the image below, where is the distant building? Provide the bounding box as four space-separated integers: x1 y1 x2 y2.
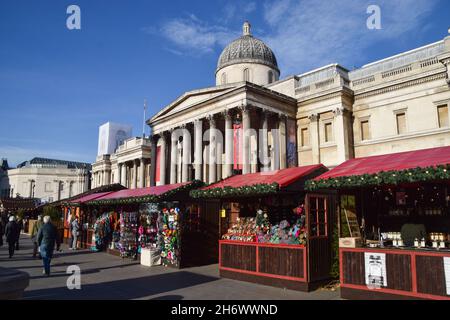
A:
97 122 133 156
6 157 91 202
92 136 151 189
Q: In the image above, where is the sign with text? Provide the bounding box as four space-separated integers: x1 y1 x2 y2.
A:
365 252 387 289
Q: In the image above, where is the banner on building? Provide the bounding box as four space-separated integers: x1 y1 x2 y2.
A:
287 118 297 168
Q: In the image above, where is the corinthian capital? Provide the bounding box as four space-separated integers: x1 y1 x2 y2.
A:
308 113 320 122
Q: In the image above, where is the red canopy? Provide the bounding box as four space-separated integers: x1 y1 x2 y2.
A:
203 165 326 190
68 192 113 204
315 146 450 180
92 182 189 201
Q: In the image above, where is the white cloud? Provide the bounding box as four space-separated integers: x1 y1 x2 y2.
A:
262 0 439 75
155 15 239 54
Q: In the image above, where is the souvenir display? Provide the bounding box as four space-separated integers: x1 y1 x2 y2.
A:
92 211 116 251
138 203 161 252
222 206 307 245
222 217 257 242
118 212 139 259
160 206 180 267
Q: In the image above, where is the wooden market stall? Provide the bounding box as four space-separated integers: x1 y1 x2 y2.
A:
190 165 337 291
307 146 450 300
84 181 210 268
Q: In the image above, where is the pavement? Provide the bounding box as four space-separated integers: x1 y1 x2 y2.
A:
0 234 341 300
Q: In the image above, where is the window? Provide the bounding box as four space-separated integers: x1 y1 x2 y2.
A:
44 182 52 192
324 122 333 142
396 113 406 134
268 71 274 84
308 195 328 237
243 68 250 82
361 120 370 141
221 72 227 85
438 105 449 128
301 127 309 147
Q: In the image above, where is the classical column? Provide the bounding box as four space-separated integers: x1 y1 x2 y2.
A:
118 164 122 185
54 180 61 201
278 114 287 169
28 180 33 198
182 124 191 183
120 163 127 187
159 134 167 185
133 160 138 189
170 129 177 184
150 136 157 187
333 107 352 164
309 113 321 164
194 119 203 180
242 106 251 174
224 111 233 178
260 110 269 172
139 159 146 188
208 115 217 183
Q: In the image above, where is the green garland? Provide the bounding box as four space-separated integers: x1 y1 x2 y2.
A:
190 182 279 199
305 164 450 191
87 180 204 206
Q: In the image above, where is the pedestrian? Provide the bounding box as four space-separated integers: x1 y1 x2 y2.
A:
5 216 19 258
15 216 23 250
0 212 7 247
37 216 57 276
30 215 43 258
71 217 80 250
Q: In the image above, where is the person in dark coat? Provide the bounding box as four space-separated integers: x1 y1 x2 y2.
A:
0 212 7 247
5 216 20 258
15 217 23 250
37 216 57 276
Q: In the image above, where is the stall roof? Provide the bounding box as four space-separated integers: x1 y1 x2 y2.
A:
307 146 450 190
191 165 327 199
0 198 40 211
63 192 114 206
88 181 202 205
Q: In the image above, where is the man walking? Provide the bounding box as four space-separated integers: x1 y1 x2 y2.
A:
30 215 43 258
37 216 57 276
5 216 19 258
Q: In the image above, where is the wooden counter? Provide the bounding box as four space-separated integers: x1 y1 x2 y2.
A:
219 240 309 291
340 247 450 300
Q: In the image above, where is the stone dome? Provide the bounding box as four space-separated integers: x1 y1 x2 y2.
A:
216 22 279 73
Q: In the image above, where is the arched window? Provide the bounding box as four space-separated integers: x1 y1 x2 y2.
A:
243 68 250 82
221 72 227 85
268 71 274 83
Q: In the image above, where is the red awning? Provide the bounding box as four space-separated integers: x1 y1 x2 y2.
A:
203 165 326 190
69 192 114 204
315 146 450 180
92 182 190 201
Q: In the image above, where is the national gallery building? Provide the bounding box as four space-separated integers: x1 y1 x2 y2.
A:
148 22 450 187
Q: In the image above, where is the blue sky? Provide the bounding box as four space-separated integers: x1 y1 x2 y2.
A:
1 0 449 167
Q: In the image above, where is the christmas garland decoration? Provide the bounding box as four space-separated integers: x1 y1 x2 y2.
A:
305 164 450 191
87 180 204 206
190 182 280 199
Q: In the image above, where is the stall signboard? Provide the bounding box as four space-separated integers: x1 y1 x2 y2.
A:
444 257 450 296
364 252 387 289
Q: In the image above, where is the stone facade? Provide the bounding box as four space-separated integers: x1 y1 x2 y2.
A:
92 136 151 189
6 158 91 202
147 22 450 186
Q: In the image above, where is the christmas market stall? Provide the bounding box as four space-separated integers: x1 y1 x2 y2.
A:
307 146 450 300
85 181 205 268
190 165 337 291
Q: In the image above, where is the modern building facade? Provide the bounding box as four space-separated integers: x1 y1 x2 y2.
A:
6 157 91 202
146 22 450 186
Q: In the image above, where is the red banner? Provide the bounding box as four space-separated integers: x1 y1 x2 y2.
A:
155 145 161 183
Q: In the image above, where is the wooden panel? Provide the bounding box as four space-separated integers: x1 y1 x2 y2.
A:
221 243 256 271
258 246 304 278
386 253 412 291
342 251 365 285
309 238 332 281
416 255 448 297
